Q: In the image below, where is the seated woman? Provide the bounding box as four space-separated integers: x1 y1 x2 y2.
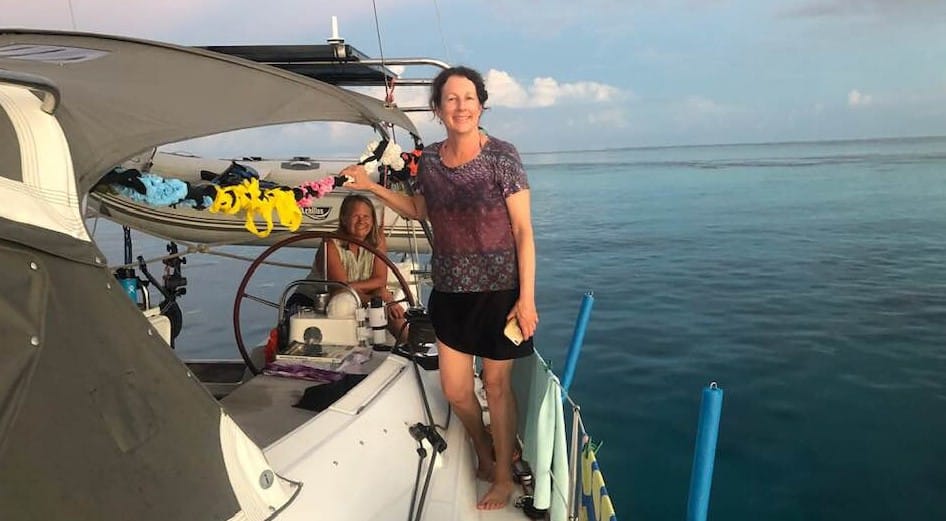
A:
289 194 407 342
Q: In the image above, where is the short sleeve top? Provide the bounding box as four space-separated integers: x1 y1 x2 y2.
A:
415 136 529 293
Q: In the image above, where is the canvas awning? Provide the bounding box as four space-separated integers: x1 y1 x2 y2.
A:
0 29 418 195
0 30 425 520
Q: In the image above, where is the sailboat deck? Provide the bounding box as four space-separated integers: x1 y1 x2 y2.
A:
220 375 316 447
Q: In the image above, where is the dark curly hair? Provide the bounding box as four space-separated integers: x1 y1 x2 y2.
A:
429 66 489 111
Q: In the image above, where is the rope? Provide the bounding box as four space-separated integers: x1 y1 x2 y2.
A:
568 403 582 520
105 239 312 272
89 214 100 237
431 0 452 63
67 0 78 30
370 0 395 103
535 355 586 410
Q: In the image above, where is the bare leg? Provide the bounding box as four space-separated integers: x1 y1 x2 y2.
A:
436 342 495 482
476 357 517 510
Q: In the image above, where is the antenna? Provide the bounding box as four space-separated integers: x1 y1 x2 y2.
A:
327 15 347 59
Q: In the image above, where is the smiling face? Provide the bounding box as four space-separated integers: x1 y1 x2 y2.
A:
435 75 483 136
341 200 375 241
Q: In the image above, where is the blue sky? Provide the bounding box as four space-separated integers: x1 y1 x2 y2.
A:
5 0 946 154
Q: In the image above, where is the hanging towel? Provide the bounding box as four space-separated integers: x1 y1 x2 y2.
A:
579 443 617 521
514 354 570 520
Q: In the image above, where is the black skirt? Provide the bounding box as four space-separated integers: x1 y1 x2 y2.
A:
427 288 534 360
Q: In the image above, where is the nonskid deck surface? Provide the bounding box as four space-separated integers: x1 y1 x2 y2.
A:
187 360 248 383
219 374 318 447
216 349 386 446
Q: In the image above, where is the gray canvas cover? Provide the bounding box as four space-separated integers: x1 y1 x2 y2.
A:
0 29 418 194
0 229 244 520
0 29 426 520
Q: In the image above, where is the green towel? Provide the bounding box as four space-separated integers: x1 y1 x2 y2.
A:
513 354 570 520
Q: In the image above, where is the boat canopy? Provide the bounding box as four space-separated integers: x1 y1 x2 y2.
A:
202 43 397 86
0 29 417 520
0 29 419 195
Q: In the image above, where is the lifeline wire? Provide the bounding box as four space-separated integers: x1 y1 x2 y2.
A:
67 0 78 30
370 0 393 99
431 0 452 63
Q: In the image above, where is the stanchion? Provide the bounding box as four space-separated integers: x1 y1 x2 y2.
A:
561 291 594 395
686 381 724 521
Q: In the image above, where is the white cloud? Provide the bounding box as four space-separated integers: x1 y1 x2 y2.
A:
848 89 873 107
485 70 531 107
485 70 622 109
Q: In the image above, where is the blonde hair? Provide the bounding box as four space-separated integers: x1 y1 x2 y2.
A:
337 194 381 247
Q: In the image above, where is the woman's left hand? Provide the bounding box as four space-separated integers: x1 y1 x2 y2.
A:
508 299 539 340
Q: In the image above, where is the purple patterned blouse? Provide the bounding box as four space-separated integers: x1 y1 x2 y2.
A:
415 136 530 293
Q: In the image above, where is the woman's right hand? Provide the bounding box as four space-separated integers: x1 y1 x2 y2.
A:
341 164 375 191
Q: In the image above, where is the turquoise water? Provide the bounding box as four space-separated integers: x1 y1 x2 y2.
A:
526 137 946 520
92 136 946 520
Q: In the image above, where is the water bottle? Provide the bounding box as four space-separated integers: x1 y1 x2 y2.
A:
367 297 387 345
115 268 139 304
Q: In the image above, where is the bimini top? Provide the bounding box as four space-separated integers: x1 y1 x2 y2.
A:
0 29 418 195
202 43 397 87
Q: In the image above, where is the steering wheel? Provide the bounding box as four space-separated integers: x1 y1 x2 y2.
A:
233 230 418 374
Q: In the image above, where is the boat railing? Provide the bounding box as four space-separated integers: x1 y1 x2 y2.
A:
557 292 595 519
550 290 724 521
527 351 600 521
202 24 451 114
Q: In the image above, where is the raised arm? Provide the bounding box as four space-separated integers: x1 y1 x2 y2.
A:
505 189 538 339
342 164 427 221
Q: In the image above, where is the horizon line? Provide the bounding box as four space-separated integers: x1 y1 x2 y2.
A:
519 134 946 156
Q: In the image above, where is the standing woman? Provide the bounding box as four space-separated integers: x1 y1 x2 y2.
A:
343 66 538 510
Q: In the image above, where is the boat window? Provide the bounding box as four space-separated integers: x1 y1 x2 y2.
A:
0 44 108 64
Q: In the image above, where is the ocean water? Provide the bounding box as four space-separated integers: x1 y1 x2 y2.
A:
90 136 946 520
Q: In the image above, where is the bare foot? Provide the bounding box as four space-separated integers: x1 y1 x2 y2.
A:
477 479 515 510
